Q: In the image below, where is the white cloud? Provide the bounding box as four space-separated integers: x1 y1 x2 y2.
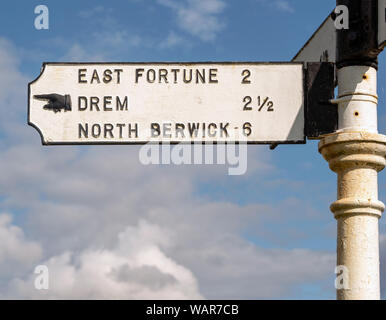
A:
0 214 42 283
53 3 198 60
159 31 186 49
257 0 295 14
172 232 334 299
274 0 295 13
6 221 202 299
0 38 30 141
78 5 108 19
62 43 106 62
77 6 145 50
0 130 336 299
157 0 226 41
0 142 335 299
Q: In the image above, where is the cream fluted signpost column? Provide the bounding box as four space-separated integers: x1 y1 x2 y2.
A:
319 70 386 300
319 0 386 299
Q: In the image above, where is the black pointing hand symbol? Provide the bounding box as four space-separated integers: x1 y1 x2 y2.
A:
34 94 72 113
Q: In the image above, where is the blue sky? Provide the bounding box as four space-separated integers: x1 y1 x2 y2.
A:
0 0 385 299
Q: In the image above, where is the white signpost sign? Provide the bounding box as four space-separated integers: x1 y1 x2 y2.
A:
29 63 305 145
293 0 386 63
293 14 336 63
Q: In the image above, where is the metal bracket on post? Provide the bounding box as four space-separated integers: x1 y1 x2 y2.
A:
336 0 381 69
336 0 382 69
270 62 337 149
305 62 337 139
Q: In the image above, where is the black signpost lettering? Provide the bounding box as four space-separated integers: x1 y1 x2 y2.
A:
91 124 101 138
151 123 160 137
163 123 172 138
104 96 112 111
171 69 180 83
243 122 252 137
128 123 138 138
136 68 144 83
243 96 252 111
78 69 87 83
196 69 205 83
117 96 128 111
183 69 192 83
175 123 185 138
209 69 218 83
91 70 100 84
104 123 114 138
79 123 88 138
220 123 229 137
242 69 251 84
188 123 199 137
103 69 113 83
78 96 87 110
117 123 125 138
208 123 217 137
159 69 168 83
90 97 100 111
115 69 122 84
147 69 156 83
